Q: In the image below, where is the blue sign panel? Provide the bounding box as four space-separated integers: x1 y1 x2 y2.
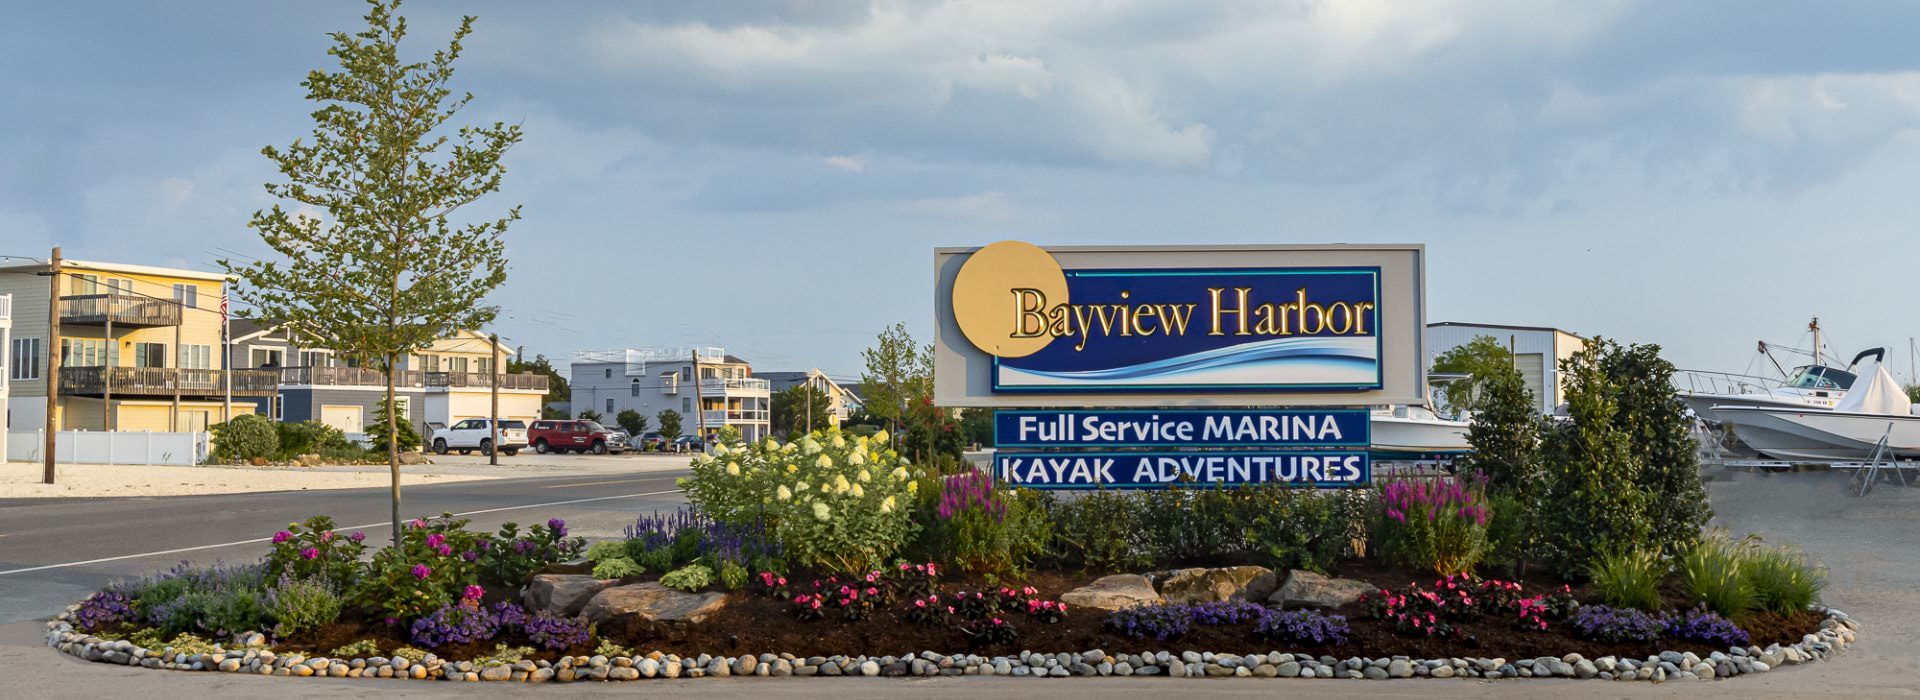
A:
994 450 1370 489
992 267 1382 393
994 408 1370 449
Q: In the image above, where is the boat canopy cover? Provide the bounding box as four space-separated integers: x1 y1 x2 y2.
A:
1834 362 1912 415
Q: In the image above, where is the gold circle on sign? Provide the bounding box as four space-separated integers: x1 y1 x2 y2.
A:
952 240 1066 359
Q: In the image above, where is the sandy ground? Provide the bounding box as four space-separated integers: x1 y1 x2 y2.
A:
0 452 694 499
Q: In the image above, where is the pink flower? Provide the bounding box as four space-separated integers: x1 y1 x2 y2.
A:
349 531 366 543
319 530 334 543
426 533 446 549
300 547 319 560
464 585 484 601
271 531 292 544
411 564 431 580
409 519 427 529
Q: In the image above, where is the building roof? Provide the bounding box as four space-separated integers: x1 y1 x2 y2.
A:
1428 321 1586 339
0 257 233 283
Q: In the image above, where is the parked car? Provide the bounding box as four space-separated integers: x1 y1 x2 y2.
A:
672 435 705 453
430 419 528 456
528 419 628 454
636 432 666 450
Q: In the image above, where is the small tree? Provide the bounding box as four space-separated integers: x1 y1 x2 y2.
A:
365 398 420 454
859 322 933 439
1601 342 1712 559
1463 362 1540 492
509 352 570 417
657 409 683 441
770 384 831 436
222 0 521 544
1431 335 1517 414
615 409 648 436
958 407 994 447
576 408 604 424
1536 338 1648 578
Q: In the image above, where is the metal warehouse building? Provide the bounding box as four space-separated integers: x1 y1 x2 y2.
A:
1426 322 1588 415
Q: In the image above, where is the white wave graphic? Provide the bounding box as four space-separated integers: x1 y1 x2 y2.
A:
998 336 1378 388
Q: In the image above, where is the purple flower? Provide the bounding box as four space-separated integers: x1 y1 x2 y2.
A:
300 547 319 560
434 544 453 557
426 533 446 549
349 531 366 543
411 564 432 580
271 531 292 544
462 550 480 562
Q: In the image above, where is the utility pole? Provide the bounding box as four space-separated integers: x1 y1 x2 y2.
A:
691 348 709 451
42 246 61 485
103 306 113 430
489 332 500 466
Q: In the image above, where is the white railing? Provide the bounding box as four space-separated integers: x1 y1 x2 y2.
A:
700 378 770 394
701 409 769 424
6 430 210 465
0 293 11 322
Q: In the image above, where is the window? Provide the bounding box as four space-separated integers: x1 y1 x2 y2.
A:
682 397 693 413
605 398 615 413
448 356 469 374
172 283 199 309
453 419 476 430
477 357 493 374
182 345 212 370
604 368 612 379
60 338 106 367
250 348 284 368
71 274 99 295
630 379 640 397
392 396 410 420
9 338 39 380
419 354 442 372
133 343 166 368
298 350 333 368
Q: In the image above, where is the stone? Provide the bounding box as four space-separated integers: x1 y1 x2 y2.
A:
1157 566 1277 604
1363 666 1389 680
1386 659 1413 678
1268 569 1376 609
859 661 881 677
1061 574 1164 611
1575 660 1597 679
398 451 429 465
524 574 618 617
1277 661 1301 677
480 665 511 681
1432 665 1455 678
581 583 728 625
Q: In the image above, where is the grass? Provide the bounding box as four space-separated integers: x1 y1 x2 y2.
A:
1586 547 1664 611
1679 531 1758 619
1744 544 1825 615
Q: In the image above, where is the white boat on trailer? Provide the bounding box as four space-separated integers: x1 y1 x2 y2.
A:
1714 360 1920 463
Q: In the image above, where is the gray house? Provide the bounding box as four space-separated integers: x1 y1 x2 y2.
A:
570 348 770 441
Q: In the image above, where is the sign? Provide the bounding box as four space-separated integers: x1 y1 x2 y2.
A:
933 242 1427 408
994 408 1369 449
994 450 1370 489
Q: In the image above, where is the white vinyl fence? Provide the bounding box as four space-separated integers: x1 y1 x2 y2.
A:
5 430 210 466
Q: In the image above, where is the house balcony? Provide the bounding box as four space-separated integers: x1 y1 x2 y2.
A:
698 378 770 397
59 293 182 328
60 366 279 398
700 408 770 424
280 366 426 388
425 371 549 392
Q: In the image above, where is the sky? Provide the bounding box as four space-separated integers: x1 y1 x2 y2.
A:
4 0 1920 383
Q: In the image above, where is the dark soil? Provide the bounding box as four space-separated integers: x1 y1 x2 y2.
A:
269 564 1824 662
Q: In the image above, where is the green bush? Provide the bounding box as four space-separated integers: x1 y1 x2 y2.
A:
1535 339 1649 578
930 471 1051 578
718 560 749 590
1373 476 1491 576
364 400 420 453
212 414 280 461
274 420 353 458
1480 490 1534 576
1043 491 1146 572
1137 487 1247 564
585 540 626 563
591 557 643 580
1680 532 1758 619
132 563 273 638
1744 544 1825 615
1234 487 1365 573
659 564 715 592
350 514 484 622
266 576 342 637
1600 343 1713 559
330 639 381 658
1587 547 1665 611
265 515 367 592
1462 359 1543 492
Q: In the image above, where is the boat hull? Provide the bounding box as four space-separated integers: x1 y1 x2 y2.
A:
1681 393 1836 424
1715 406 1920 462
1370 415 1470 461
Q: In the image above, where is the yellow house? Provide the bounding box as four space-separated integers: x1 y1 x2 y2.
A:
0 257 271 433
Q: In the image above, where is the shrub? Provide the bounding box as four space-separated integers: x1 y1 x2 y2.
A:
1480 490 1534 575
475 644 536 665
1462 359 1543 492
1374 476 1490 576
1105 604 1193 641
594 639 633 657
132 562 273 639
958 616 1017 646
1587 547 1665 612
1535 339 1649 578
1254 609 1350 645
660 564 715 592
1569 604 1663 643
1236 488 1366 573
212 414 279 461
585 540 626 563
265 515 368 592
933 470 1051 577
1043 490 1146 572
353 515 485 623
1663 607 1750 647
479 518 585 589
1601 343 1713 559
365 400 420 453
330 639 381 657
623 509 704 572
680 428 919 575
717 561 749 590
265 575 342 637
1744 544 1825 615
275 420 353 458
390 646 429 663
591 557 642 580
1137 487 1245 565
1679 532 1757 619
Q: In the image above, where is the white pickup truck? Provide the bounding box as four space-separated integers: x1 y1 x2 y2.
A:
428 419 528 456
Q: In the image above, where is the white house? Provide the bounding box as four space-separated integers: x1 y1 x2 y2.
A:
1426 322 1588 415
757 369 864 428
1 293 11 458
570 348 771 442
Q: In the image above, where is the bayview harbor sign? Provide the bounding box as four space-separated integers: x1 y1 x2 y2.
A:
935 242 1425 490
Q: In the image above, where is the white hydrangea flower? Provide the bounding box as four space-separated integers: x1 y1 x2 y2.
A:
812 502 831 522
834 475 851 494
851 483 865 498
871 429 890 444
795 480 809 493
831 434 846 449
891 467 909 481
848 451 866 467
714 443 730 457
857 468 871 483
800 438 822 456
776 485 792 501
881 495 896 513
725 462 740 477
816 454 833 469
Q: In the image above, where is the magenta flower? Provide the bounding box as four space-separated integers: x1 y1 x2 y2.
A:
319 530 334 542
409 519 427 529
425 533 446 549
300 547 320 560
411 564 432 580
271 531 292 544
464 585 484 601
349 531 366 543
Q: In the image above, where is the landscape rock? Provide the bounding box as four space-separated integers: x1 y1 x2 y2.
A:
1269 569 1376 609
1059 574 1163 611
1157 566 1276 604
523 574 618 617
581 583 728 625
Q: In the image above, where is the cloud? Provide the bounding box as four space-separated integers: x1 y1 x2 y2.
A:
824 155 865 172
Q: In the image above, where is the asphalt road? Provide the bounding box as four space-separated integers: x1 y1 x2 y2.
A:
0 471 693 624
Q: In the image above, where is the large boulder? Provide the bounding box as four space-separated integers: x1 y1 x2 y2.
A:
581 583 728 625
1060 574 1163 611
1156 566 1277 604
1268 569 1376 609
523 574 617 617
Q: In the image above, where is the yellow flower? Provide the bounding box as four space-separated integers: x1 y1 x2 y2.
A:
816 454 833 469
777 485 793 501
834 475 851 494
786 464 799 474
891 467 909 481
848 451 866 467
812 502 832 522
831 434 846 449
872 429 890 444
725 462 740 477
714 443 730 457
857 468 871 483
907 480 919 495
851 483 865 498
881 495 896 513
819 483 831 494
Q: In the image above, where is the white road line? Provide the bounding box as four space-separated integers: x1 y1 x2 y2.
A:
540 477 670 489
0 488 684 577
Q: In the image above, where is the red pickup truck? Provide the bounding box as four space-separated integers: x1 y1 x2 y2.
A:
528 419 628 454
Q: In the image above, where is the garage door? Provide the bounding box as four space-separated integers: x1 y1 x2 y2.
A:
320 405 364 434
1516 353 1547 414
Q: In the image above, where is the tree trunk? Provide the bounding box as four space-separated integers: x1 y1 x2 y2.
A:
388 352 401 547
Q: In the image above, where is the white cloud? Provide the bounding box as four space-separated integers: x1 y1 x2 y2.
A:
824 155 865 172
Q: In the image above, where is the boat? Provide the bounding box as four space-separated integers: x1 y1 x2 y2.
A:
1713 360 1920 462
1676 317 1880 423
1369 403 1470 462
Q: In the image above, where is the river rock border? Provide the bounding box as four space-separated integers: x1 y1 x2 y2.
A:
43 603 1858 683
